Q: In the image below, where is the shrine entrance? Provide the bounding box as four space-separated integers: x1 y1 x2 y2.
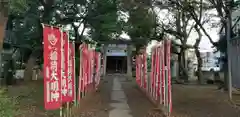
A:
106 56 127 73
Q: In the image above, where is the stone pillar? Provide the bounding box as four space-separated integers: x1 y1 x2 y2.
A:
127 44 132 79
103 45 107 76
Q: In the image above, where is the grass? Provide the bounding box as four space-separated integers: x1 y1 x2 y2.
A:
7 81 59 117
0 88 19 117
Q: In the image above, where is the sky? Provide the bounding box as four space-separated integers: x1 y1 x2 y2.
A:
153 8 221 52
73 5 221 53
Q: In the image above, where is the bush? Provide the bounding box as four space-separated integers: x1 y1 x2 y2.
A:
0 89 18 117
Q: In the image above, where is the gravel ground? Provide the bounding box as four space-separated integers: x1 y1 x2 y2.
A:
120 77 166 117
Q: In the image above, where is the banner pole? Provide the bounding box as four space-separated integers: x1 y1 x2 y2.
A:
83 44 86 98
72 40 76 117
73 40 77 106
78 44 83 108
159 44 162 105
66 103 69 117
60 106 63 117
66 31 69 117
60 27 63 117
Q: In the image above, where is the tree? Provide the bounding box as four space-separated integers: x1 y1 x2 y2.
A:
120 0 161 53
194 24 203 84
0 0 9 84
178 0 240 88
155 1 197 82
5 0 123 81
87 0 121 43
0 0 9 49
191 0 205 84
8 0 46 81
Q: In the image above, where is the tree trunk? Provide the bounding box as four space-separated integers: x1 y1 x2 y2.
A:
24 55 37 81
179 48 188 82
0 17 7 50
195 48 203 84
0 1 9 86
223 59 228 91
177 53 181 80
23 48 42 81
194 24 203 84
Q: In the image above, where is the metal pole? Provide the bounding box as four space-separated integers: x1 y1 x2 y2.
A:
227 0 232 100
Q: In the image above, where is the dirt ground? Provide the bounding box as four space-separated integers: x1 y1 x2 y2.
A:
72 76 112 117
172 85 240 117
6 76 112 117
7 81 58 117
120 78 165 117
5 75 240 117
121 77 240 117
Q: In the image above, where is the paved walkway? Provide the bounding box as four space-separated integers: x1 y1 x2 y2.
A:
109 77 133 117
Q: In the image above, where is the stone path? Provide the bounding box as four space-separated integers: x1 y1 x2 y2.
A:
109 76 133 117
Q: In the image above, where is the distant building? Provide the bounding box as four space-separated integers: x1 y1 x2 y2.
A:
185 49 221 72
200 51 220 72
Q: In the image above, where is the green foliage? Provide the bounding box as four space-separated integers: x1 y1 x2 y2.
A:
8 0 162 54
7 0 42 49
9 0 29 15
0 89 19 117
88 0 121 42
121 1 158 52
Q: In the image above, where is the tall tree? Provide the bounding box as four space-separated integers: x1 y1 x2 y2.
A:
120 0 160 53
156 1 196 81
0 0 9 50
176 0 239 88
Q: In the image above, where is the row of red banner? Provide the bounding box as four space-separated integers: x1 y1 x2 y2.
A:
135 40 172 116
43 25 75 110
78 43 101 101
43 25 102 110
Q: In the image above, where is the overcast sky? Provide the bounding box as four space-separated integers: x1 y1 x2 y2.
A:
74 5 221 53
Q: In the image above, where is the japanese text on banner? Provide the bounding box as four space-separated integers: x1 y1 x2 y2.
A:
68 42 75 101
43 26 62 110
61 32 70 102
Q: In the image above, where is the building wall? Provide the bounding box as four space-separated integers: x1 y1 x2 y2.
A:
102 44 132 76
106 44 128 56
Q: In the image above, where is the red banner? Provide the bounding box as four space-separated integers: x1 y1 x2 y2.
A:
82 44 89 88
155 47 160 100
88 50 92 85
95 52 101 87
151 49 156 97
78 44 84 101
166 40 172 113
43 26 62 110
68 42 75 101
136 56 141 85
143 51 147 89
161 44 165 104
61 32 69 102
135 56 139 85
